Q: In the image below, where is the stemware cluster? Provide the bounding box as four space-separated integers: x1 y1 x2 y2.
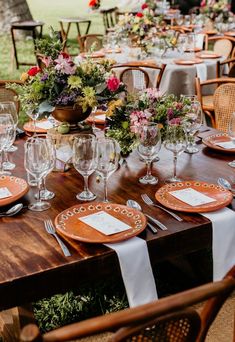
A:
0 113 16 175
73 135 119 203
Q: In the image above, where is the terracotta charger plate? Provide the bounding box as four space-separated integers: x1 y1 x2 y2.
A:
196 51 221 59
224 31 235 37
0 176 29 207
202 133 235 154
103 48 122 54
55 202 147 244
174 58 203 65
23 119 53 133
155 181 233 213
86 110 106 125
184 47 202 53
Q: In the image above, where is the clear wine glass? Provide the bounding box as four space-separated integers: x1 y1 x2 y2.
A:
0 101 18 148
137 123 161 185
24 136 54 211
27 107 40 135
183 100 203 154
96 137 119 202
228 112 235 167
0 101 18 170
34 135 56 200
164 125 187 182
72 134 97 201
0 114 15 175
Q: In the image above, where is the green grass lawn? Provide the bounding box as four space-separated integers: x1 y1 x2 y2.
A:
0 0 116 80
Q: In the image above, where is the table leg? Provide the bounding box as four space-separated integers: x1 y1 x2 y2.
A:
10 28 19 69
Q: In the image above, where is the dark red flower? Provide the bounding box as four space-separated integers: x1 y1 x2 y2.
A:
27 66 41 76
61 52 70 59
136 12 144 18
107 76 120 92
141 3 148 10
89 0 97 7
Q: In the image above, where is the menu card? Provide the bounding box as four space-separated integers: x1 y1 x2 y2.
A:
56 145 73 163
214 141 235 149
169 188 216 206
36 121 54 130
95 114 106 121
0 187 13 199
79 211 131 235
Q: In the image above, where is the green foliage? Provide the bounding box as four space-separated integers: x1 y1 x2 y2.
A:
35 27 64 59
33 278 128 333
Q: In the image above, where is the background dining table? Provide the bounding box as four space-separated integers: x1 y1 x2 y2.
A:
0 127 234 337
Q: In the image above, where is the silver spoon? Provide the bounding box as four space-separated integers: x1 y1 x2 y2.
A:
0 203 24 217
127 199 169 232
218 178 235 196
126 199 158 234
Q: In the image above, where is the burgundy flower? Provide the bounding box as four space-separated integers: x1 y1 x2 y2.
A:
141 3 148 10
169 117 181 125
27 66 41 76
107 76 120 92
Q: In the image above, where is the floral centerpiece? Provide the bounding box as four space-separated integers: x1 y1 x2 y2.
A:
106 89 191 155
115 6 159 47
9 30 125 125
200 0 232 22
88 0 101 10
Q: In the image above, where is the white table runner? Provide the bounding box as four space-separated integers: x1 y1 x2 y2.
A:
201 207 235 281
105 236 158 307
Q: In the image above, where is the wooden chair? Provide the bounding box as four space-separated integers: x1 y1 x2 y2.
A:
205 36 235 59
112 63 166 93
213 83 235 131
100 7 118 33
216 56 235 78
77 34 104 53
195 77 235 127
0 80 22 113
20 266 235 342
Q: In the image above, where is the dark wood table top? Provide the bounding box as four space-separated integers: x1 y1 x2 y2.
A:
0 128 234 310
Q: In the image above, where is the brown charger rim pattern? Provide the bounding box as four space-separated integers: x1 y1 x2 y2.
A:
155 181 233 213
55 203 147 244
0 176 29 206
202 133 235 154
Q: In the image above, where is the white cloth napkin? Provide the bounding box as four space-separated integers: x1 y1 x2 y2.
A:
195 63 207 82
105 236 158 307
201 207 235 281
195 34 205 50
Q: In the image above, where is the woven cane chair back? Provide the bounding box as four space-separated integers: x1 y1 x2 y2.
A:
0 87 19 113
120 67 150 93
78 34 103 53
213 83 235 131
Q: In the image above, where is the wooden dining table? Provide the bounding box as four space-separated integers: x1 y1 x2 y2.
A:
0 128 234 318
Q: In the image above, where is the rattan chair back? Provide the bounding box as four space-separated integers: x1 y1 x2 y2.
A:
20 266 235 342
0 85 20 113
78 34 103 53
112 63 166 92
213 83 235 131
205 36 235 58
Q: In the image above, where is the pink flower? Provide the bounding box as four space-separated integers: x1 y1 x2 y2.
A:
41 56 52 67
200 0 206 7
145 88 162 99
130 110 152 133
106 76 120 92
169 117 181 125
54 54 76 75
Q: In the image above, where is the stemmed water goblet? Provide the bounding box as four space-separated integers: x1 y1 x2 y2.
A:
183 100 203 154
0 101 18 170
34 135 56 201
137 123 161 185
96 137 119 202
0 114 15 175
164 124 187 182
24 136 55 211
228 112 235 167
27 107 40 135
72 134 97 201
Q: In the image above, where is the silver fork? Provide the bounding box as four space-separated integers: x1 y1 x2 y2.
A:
44 220 71 257
141 194 183 222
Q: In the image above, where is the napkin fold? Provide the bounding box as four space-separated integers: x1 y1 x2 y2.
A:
195 63 207 82
105 236 158 307
201 207 235 281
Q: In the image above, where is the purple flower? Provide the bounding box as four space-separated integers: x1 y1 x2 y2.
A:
169 117 181 125
167 108 174 120
40 74 48 82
